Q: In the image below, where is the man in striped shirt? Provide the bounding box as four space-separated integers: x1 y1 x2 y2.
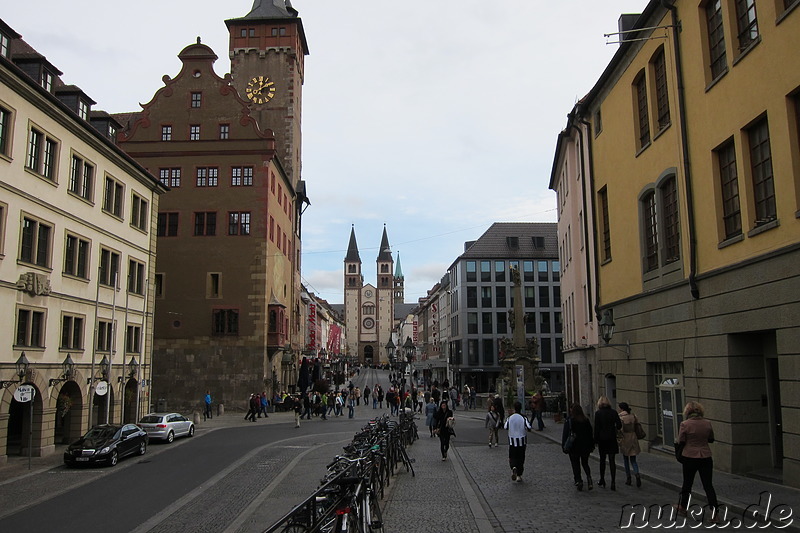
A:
504 401 532 482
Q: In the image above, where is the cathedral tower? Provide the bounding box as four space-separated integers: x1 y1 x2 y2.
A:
226 0 309 187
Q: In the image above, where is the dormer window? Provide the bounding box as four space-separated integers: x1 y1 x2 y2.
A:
506 236 519 249
108 124 116 138
0 32 9 59
41 70 53 92
77 100 89 120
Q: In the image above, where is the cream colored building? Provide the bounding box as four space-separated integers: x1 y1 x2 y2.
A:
551 0 800 486
0 19 164 461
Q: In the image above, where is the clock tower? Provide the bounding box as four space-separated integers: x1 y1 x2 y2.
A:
226 0 309 187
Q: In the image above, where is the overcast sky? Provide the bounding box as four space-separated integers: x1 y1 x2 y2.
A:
5 1 648 304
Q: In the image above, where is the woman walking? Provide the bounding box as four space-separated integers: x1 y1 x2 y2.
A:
485 403 501 448
425 399 437 437
594 395 622 490
432 400 454 460
618 402 642 487
675 401 720 523
562 403 594 490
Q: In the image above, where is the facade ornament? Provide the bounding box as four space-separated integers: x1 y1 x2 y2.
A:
16 272 52 296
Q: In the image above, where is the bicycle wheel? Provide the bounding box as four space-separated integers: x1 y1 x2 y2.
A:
281 523 309 533
365 490 384 533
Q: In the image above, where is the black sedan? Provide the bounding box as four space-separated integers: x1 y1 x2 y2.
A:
64 423 148 467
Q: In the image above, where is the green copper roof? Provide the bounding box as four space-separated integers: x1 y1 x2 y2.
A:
395 252 403 278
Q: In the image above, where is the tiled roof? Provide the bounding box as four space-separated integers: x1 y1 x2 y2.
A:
457 222 558 261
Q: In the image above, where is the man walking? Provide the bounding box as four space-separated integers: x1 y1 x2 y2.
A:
204 391 213 421
504 401 532 482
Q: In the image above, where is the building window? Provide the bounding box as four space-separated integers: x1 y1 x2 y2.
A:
228 212 251 235
480 260 491 282
213 309 239 335
634 71 650 149
466 261 476 282
0 104 12 156
128 259 145 295
662 177 680 264
717 141 742 239
16 307 45 348
103 176 124 218
494 260 505 282
735 0 758 51
189 125 200 141
524 286 535 308
161 125 172 141
0 32 8 59
194 212 217 236
363 304 375 315
191 92 202 108
157 212 179 237
97 320 113 352
26 126 58 180
159 168 181 187
99 248 121 287
537 260 549 282
467 287 477 308
481 286 492 307
232 166 255 187
652 48 670 130
242 167 253 186
154 273 165 299
196 167 219 187
20 216 52 267
467 313 478 334
207 273 221 299
539 286 550 308
642 191 659 272
496 312 507 334
41 70 53 91
495 286 506 308
125 325 141 354
77 100 89 120
0 203 7 256
64 233 90 279
131 194 148 231
594 109 602 137
706 0 727 79
219 124 229 139
747 117 776 226
523 260 535 282
69 154 94 201
482 312 493 334
598 187 611 262
61 314 84 350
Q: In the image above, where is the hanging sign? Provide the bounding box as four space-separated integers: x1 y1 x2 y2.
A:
95 381 109 396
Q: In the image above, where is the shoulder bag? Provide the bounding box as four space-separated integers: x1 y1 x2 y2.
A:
634 416 647 439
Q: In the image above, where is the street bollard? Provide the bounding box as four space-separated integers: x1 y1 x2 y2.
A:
217 403 225 416
193 411 201 425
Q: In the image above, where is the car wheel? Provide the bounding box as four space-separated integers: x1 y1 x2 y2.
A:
109 450 118 467
188 425 195 437
166 431 174 443
139 441 147 456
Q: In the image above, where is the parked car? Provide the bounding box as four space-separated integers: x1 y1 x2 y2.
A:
64 424 147 467
138 412 195 443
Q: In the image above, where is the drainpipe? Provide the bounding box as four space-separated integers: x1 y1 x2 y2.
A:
662 0 700 299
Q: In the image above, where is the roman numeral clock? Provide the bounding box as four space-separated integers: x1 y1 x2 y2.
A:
245 75 276 104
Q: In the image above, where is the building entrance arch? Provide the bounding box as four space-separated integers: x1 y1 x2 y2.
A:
54 380 84 445
5 382 44 456
363 345 374 365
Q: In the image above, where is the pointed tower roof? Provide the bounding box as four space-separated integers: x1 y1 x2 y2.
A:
377 225 393 262
345 225 361 263
395 252 404 278
243 0 298 19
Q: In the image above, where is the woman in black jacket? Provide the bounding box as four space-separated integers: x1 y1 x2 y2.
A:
431 401 454 461
594 395 622 490
562 403 594 490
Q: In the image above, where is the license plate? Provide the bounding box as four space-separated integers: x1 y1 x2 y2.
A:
76 457 89 462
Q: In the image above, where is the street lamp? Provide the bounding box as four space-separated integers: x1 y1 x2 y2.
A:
598 309 630 357
99 355 110 380
128 356 139 379
49 354 75 386
385 339 395 369
403 337 414 390
1 352 30 388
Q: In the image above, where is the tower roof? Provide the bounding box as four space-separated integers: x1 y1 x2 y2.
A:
377 225 393 262
243 0 298 19
395 252 404 278
345 225 361 263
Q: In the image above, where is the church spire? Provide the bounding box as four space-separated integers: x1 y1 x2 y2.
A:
377 224 393 262
345 225 361 263
395 252 403 278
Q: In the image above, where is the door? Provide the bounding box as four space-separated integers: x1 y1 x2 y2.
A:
766 357 783 468
658 377 683 447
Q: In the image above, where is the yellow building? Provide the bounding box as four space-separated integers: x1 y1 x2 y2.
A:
556 1 800 486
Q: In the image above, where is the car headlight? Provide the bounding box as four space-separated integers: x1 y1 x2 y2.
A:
100 446 111 454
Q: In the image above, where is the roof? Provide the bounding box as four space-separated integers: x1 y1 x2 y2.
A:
395 252 403 278
345 225 361 263
452 222 558 267
377 225 392 262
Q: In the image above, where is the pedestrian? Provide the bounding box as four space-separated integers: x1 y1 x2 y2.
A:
504 401 531 482
492 394 505 424
432 400 454 460
336 391 344 416
470 386 477 409
463 384 471 410
246 393 258 422
530 390 546 431
203 390 213 421
260 391 269 418
562 403 594 490
386 388 396 415
431 385 441 405
377 386 384 409
416 389 425 413
618 402 641 487
301 392 312 420
485 403 501 448
372 385 378 409
347 393 355 418
425 399 437 437
594 395 622 490
675 401 720 523
449 386 458 409
354 387 361 406
292 395 302 428
363 385 370 406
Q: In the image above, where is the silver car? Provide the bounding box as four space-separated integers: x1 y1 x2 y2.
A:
138 412 194 443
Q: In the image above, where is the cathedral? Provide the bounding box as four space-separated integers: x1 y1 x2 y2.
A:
343 226 406 364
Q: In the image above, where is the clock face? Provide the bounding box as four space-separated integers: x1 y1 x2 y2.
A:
363 318 375 329
364 290 373 298
245 76 276 104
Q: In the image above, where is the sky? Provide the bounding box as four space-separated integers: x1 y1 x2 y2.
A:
4 0 648 305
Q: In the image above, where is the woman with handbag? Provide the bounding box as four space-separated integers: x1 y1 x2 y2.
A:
675 401 720 523
432 400 454 460
618 402 642 487
562 403 594 490
594 395 622 490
